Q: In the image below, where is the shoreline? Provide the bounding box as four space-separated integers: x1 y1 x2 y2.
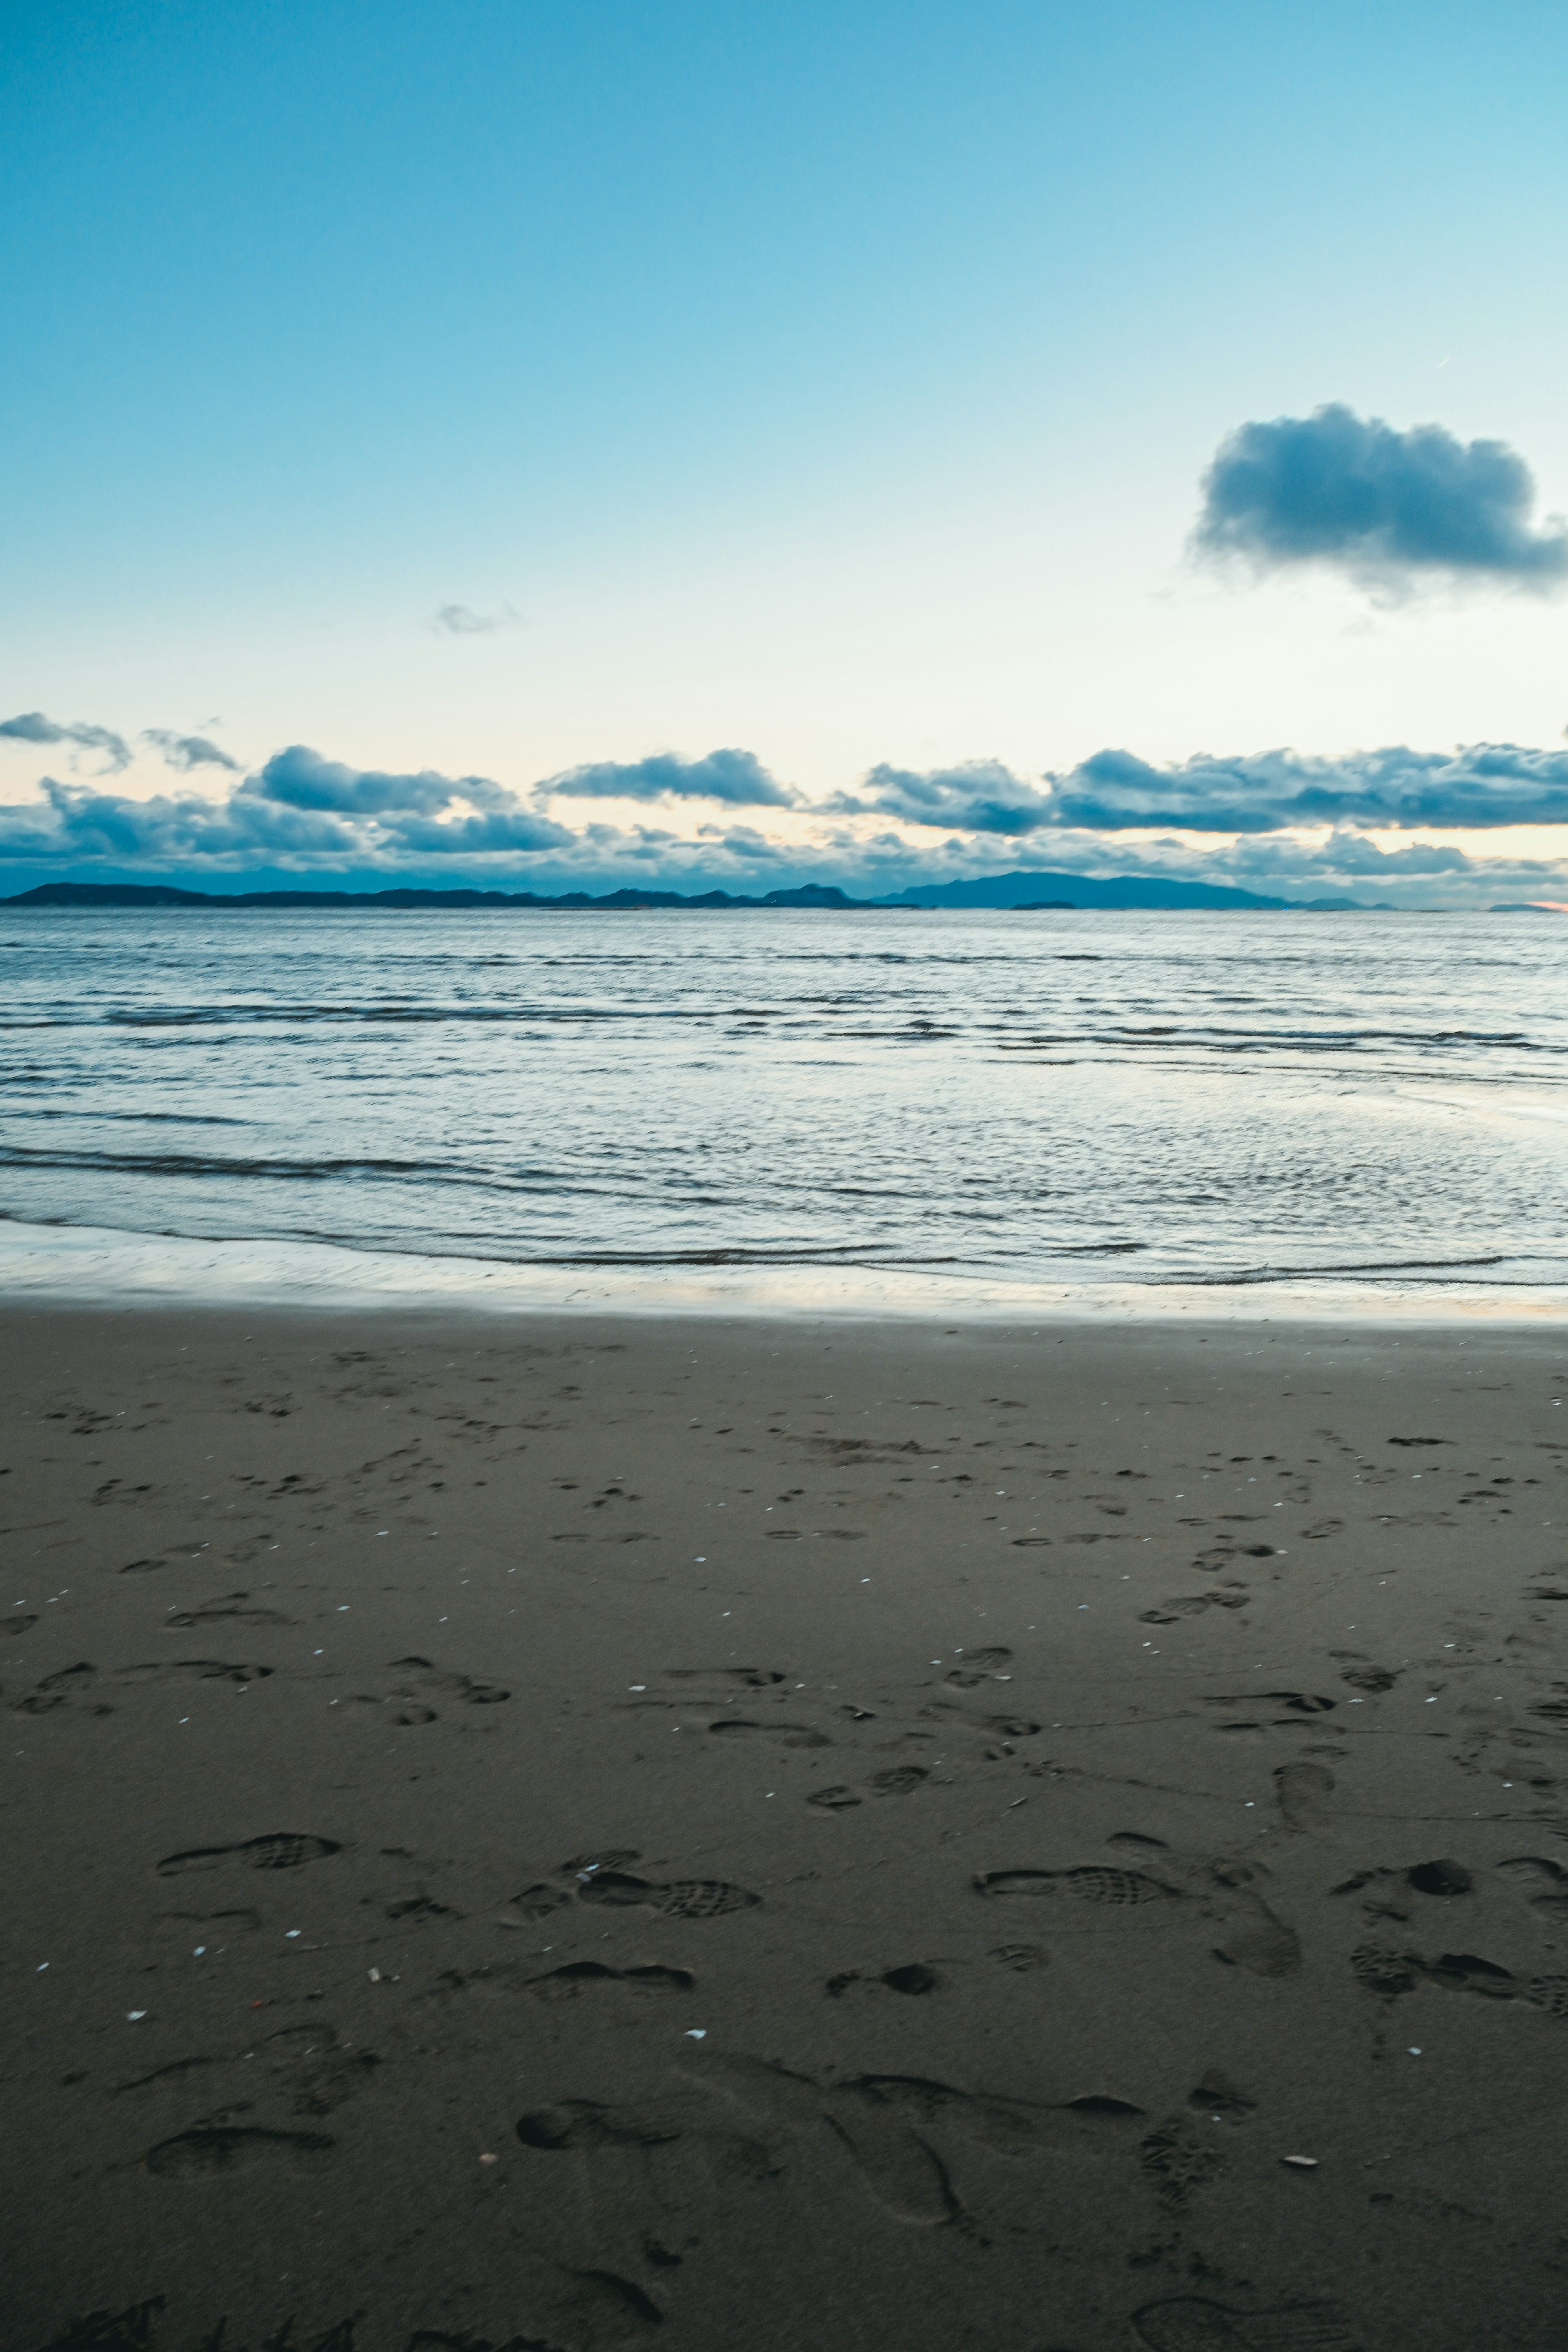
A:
3 1217 1566 1325
7 1302 1568 2351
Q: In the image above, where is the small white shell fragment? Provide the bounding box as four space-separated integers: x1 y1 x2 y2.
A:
1281 2154 1318 2169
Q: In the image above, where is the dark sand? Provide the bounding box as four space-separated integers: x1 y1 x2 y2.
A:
7 1305 1568 2352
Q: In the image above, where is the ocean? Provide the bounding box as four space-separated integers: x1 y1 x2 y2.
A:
3 903 1566 1305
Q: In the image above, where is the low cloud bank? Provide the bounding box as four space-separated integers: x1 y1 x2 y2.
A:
838 742 1568 834
4 728 1568 910
1194 405 1568 592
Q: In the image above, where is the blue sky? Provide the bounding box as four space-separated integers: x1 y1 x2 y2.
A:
4 0 1568 903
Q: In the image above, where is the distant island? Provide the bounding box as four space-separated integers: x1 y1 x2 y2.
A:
4 873 1390 913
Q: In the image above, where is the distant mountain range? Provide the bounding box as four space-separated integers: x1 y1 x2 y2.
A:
4 875 1386 912
876 871 1378 911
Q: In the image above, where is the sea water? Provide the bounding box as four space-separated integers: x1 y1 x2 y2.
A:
3 904 1566 1302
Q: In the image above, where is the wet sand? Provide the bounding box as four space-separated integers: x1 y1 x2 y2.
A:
6 1305 1568 2352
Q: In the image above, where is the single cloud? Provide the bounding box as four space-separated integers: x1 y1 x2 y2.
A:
826 759 1054 834
141 728 242 773
1194 403 1568 591
431 601 519 635
541 747 800 808
249 744 517 817
0 710 133 771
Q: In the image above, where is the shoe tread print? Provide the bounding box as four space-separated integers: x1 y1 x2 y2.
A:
155 1833 342 1876
573 1869 760 1917
1133 2296 1359 2351
976 1865 1178 1904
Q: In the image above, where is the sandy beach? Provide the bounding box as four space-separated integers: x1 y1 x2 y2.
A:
7 1304 1568 2352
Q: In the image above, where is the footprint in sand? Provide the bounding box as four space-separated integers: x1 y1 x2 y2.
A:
574 1870 760 1918
1199 1862 1302 1977
513 2091 765 2288
1349 1944 1422 1999
682 2055 958 2227
497 1882 576 1927
388 1655 511 1705
154 1832 342 1876
707 1718 830 1748
1139 1591 1251 1625
546 2270 664 2346
1187 2069 1256 2122
1499 1854 1568 1916
121 2021 378 2123
1137 2115 1227 2209
150 1907 262 1949
1350 1942 1568 2016
1202 1691 1338 1724
163 1597 295 1630
944 1647 1014 1688
1209 1894 1301 1978
806 1765 930 1810
116 1660 275 1693
684 2053 1146 2230
1132 2295 1360 2350
11 1662 97 1713
1274 1762 1334 1831
1405 1859 1471 1898
976 1866 1180 1905
977 1853 1298 1977
144 2125 335 2177
526 1962 695 2002
825 1963 942 1998
664 1667 787 1690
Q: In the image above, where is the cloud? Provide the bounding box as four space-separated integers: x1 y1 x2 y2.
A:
0 746 574 870
7 730 1568 913
1045 742 1568 831
1194 404 1568 590
140 728 242 773
250 743 522 817
0 710 132 771
832 743 1568 836
431 601 518 635
826 759 1053 834
541 747 800 807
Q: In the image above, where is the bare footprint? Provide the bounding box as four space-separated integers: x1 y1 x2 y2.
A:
528 1962 694 2002
944 1648 1014 1688
1209 1891 1301 1978
389 1655 510 1705
1133 2295 1359 2350
1274 1762 1334 1831
145 2125 334 2177
708 1719 829 1748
